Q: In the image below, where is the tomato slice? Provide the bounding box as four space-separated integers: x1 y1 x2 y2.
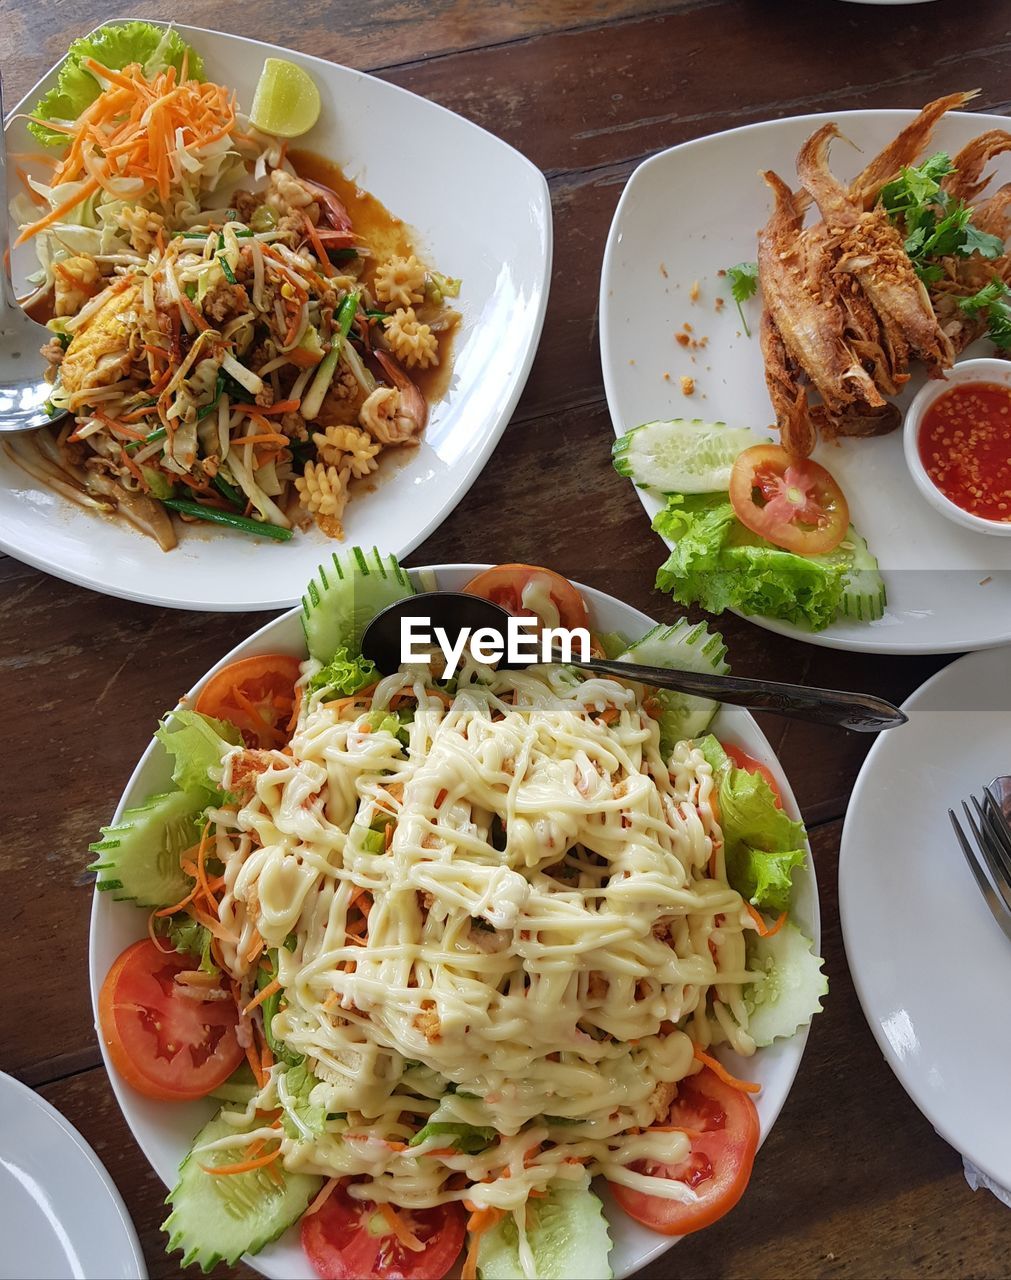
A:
729 444 849 555
98 939 243 1102
462 564 590 632
302 1185 465 1280
610 1066 759 1236
724 744 782 807
194 653 303 749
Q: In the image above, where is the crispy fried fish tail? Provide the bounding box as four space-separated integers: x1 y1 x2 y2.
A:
760 309 816 458
943 130 1011 203
848 90 979 208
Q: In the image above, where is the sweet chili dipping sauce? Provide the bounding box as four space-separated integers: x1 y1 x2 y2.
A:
918 382 1011 522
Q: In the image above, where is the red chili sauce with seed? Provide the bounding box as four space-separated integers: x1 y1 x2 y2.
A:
918 382 1011 522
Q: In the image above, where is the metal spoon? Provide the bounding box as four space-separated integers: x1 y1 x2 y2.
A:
360 592 908 732
0 72 67 433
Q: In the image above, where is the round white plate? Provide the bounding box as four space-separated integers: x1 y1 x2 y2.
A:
600 108 1011 654
2 23 551 610
89 564 820 1279
840 645 1011 1186
0 1070 146 1280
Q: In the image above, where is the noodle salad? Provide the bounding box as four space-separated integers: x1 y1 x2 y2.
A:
8 23 459 550
90 553 826 1279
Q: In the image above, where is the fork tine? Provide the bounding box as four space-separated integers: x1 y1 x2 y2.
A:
963 800 1011 917
950 808 1011 943
973 792 1011 883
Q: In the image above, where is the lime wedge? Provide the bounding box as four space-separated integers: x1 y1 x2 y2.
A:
249 58 321 138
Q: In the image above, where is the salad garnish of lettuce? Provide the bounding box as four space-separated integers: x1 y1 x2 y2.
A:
29 23 205 147
697 735 807 912
654 493 848 632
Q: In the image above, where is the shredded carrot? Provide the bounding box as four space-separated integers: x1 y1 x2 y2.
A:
303 212 332 268
244 977 281 1015
146 909 177 954
693 1046 761 1094
246 933 265 964
244 1039 266 1089
178 291 209 331
744 902 787 938
14 177 100 244
378 1203 425 1253
598 706 620 725
229 431 289 448
202 1145 281 1176
462 1208 505 1280
18 60 241 247
304 1177 340 1216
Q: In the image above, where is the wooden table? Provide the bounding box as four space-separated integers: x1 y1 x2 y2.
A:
3 1 1010 1276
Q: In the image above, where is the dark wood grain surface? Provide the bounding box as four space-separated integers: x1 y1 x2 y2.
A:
3 2 1009 1277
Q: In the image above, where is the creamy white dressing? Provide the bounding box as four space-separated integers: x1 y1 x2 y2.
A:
209 662 757 1217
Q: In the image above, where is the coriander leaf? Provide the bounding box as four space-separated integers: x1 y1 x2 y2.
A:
958 278 1009 315
725 261 759 337
960 224 1005 260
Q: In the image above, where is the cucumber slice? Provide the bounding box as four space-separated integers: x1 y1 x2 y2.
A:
617 620 729 750
301 546 414 662
612 419 761 494
88 789 203 907
162 1112 322 1271
839 528 886 623
477 1173 613 1279
745 923 827 1048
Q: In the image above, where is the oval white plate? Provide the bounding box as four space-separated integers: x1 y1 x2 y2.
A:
3 22 551 610
840 645 1011 1186
89 564 820 1279
600 108 1011 654
0 1070 146 1280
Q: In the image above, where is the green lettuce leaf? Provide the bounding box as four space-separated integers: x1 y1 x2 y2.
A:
278 1062 327 1140
29 22 205 147
408 1121 497 1154
258 950 303 1067
653 493 848 631
164 916 217 975
308 647 377 699
155 709 241 799
696 734 807 913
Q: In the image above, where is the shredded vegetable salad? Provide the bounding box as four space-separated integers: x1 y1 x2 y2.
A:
91 552 826 1279
7 24 460 550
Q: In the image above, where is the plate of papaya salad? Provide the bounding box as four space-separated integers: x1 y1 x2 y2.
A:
89 550 826 1279
2 21 550 609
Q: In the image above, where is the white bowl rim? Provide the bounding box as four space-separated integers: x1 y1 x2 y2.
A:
902 357 1011 537
87 563 820 1279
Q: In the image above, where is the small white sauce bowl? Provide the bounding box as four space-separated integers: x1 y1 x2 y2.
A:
903 357 1011 537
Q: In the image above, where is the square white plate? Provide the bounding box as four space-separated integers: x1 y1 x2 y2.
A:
600 109 1011 654
3 21 551 610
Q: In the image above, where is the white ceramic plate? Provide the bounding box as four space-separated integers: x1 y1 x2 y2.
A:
840 646 1011 1186
89 564 820 1279
0 1070 146 1279
600 109 1011 654
2 22 551 610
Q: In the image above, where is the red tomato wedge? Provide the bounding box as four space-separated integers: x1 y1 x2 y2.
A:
462 564 590 632
729 444 849 555
724 744 783 807
610 1066 759 1236
302 1185 466 1280
98 939 243 1102
195 653 302 749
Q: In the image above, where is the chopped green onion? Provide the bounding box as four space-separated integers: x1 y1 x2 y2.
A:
163 498 293 540
125 426 167 454
213 473 243 507
218 255 237 285
301 291 362 421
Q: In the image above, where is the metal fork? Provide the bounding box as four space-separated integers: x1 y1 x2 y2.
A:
948 777 1011 942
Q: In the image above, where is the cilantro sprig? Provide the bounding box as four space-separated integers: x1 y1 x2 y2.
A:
958 278 1011 351
878 152 1004 283
725 261 759 337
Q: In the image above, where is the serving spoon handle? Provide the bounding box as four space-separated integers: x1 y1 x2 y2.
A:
557 656 906 732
